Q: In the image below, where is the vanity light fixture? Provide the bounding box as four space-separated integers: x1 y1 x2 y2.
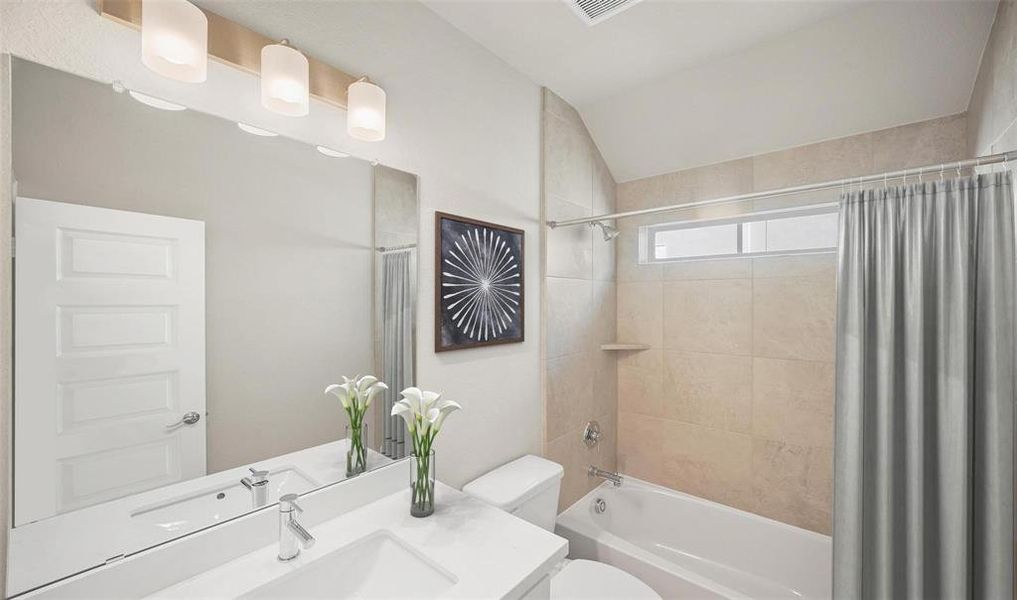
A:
140 0 208 83
237 122 279 137
316 146 349 158
346 78 387 142
261 40 310 117
128 90 187 111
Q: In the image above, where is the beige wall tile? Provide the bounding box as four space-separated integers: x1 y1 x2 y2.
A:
546 424 600 512
663 351 752 434
617 174 665 211
617 346 662 373
752 358 834 448
750 438 832 534
752 254 836 279
659 420 753 509
617 412 665 482
615 217 663 282
543 113 592 209
663 279 752 355
618 362 663 417
545 277 593 359
753 277 835 361
754 134 873 191
545 352 594 441
592 349 618 419
664 258 752 281
872 113 967 172
595 411 618 473
545 196 592 279
591 280 617 346
543 88 584 132
592 155 617 281
617 280 663 347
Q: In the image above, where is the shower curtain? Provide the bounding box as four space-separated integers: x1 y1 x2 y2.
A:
381 250 415 459
833 173 1015 599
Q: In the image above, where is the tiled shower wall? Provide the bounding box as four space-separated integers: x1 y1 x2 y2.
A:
541 90 618 510
616 113 967 534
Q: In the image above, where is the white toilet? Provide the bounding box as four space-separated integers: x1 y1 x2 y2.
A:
463 455 660 600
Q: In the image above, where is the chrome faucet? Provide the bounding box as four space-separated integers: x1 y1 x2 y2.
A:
588 465 623 487
278 494 315 561
241 467 270 508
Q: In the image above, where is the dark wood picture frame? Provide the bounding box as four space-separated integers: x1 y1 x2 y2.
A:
434 212 525 352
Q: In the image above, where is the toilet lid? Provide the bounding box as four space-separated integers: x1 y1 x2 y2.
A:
551 560 661 600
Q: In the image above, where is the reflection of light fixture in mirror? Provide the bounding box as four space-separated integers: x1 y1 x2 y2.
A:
316 146 349 158
237 122 278 137
591 221 620 241
128 90 187 111
346 78 386 142
141 0 208 83
261 40 309 117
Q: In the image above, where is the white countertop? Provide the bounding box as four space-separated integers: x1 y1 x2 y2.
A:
10 439 391 596
146 482 568 599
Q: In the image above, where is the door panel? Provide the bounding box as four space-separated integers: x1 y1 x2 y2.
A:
14 197 205 525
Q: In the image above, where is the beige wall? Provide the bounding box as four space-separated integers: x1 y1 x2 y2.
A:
541 90 618 510
968 1 1017 156
616 113 967 534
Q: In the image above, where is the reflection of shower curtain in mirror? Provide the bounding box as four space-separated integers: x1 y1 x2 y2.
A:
382 250 415 459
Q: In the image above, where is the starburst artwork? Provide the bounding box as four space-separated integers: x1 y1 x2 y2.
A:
435 212 524 352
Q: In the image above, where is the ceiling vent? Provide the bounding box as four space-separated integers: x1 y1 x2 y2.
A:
565 0 645 26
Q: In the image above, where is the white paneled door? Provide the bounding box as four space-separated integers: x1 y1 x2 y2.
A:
14 197 206 526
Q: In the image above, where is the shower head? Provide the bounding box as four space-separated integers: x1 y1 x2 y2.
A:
591 221 620 241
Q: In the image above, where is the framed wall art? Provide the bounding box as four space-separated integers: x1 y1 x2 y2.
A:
434 212 524 352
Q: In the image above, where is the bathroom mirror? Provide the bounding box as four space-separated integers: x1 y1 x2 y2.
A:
7 58 418 595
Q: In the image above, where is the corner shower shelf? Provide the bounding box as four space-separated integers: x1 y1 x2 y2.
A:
600 343 651 351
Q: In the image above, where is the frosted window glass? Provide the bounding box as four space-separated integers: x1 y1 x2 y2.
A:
654 223 739 259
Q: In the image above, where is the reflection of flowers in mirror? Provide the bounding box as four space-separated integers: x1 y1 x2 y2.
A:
325 375 388 476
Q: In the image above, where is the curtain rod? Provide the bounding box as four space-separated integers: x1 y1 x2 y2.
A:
547 151 1016 229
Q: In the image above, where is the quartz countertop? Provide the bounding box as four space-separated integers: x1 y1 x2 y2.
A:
146 482 568 599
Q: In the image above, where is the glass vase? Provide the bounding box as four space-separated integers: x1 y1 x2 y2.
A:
346 423 368 477
410 451 435 517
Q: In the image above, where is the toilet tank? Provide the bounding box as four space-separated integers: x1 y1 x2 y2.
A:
462 455 564 532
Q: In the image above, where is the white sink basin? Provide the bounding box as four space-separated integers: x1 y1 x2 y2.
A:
131 467 318 533
242 530 457 600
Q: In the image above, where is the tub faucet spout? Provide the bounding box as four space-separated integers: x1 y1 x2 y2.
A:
589 465 623 487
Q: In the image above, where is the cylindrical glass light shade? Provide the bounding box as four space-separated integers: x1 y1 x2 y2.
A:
261 42 309 117
141 0 208 83
346 80 387 142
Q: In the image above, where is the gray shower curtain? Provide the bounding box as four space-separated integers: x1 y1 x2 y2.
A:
833 173 1016 599
381 250 414 459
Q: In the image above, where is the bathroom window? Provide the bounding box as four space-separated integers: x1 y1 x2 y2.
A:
641 204 838 263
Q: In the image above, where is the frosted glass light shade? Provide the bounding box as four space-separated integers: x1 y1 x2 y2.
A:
141 0 208 83
261 43 309 117
346 80 386 142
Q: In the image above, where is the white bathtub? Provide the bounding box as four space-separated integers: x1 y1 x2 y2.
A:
555 476 831 600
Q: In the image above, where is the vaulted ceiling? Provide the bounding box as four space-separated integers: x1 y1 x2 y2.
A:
424 0 998 181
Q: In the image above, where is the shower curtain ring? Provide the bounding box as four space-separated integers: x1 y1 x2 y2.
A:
940 164 944 181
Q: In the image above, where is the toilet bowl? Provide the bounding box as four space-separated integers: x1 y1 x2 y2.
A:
462 455 661 600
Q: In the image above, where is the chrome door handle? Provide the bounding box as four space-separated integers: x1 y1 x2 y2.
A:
166 411 201 430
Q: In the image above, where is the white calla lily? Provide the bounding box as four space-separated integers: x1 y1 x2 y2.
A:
392 387 461 461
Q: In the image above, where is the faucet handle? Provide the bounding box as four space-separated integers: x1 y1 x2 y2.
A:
248 467 269 483
280 493 303 513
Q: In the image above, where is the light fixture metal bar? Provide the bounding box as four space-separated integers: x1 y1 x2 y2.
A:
548 151 1016 228
98 0 359 109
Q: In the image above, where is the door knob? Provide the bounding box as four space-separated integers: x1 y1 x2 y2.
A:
166 411 201 429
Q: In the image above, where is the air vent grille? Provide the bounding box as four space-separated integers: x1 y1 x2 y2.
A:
566 0 644 26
